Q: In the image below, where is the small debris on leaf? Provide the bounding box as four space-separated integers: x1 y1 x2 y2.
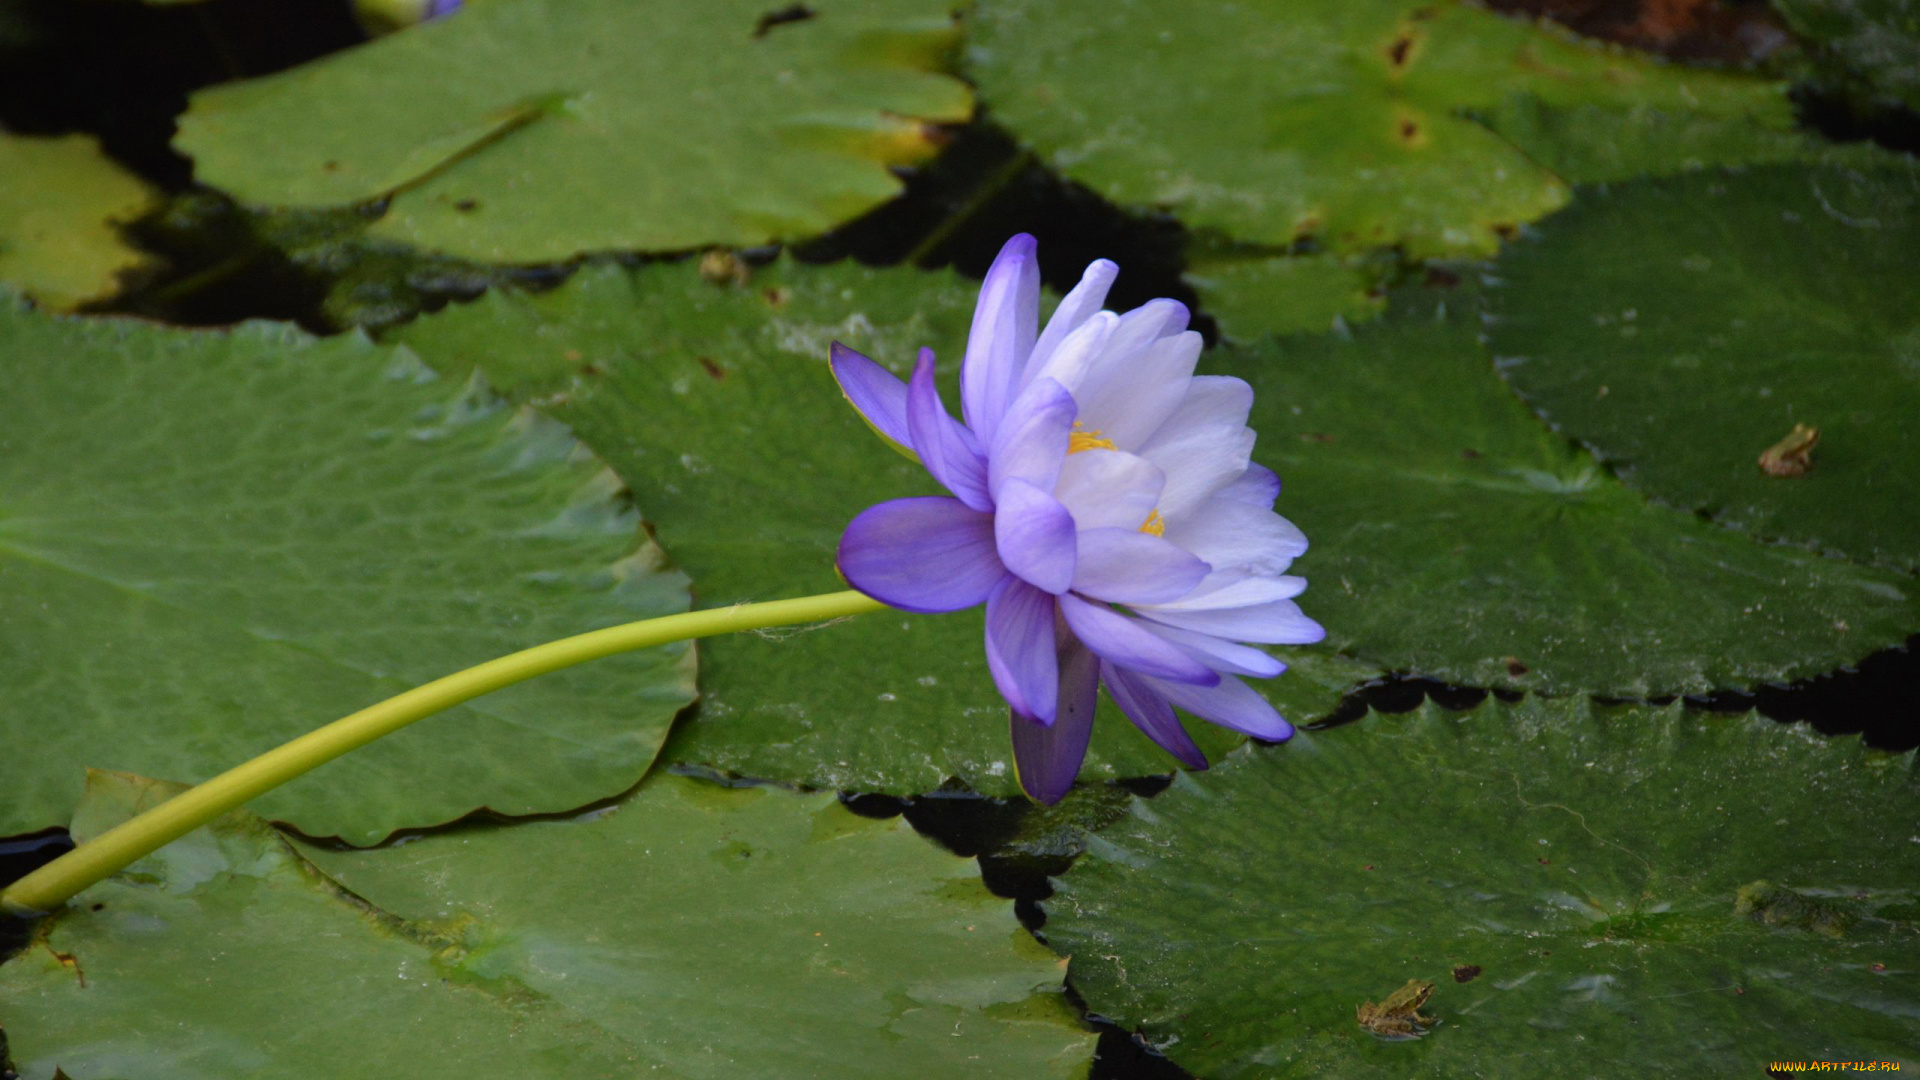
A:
1758 423 1818 477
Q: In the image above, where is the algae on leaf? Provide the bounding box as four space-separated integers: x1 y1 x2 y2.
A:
175 0 973 262
390 258 1373 797
1489 163 1920 575
0 132 159 310
1214 287 1917 696
0 295 694 842
1045 699 1920 1079
0 770 1095 1080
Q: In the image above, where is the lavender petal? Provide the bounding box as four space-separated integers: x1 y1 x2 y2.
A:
993 478 1078 595
837 497 1005 613
1058 593 1218 685
1101 660 1208 770
906 347 991 511
986 576 1059 724
1011 636 1100 804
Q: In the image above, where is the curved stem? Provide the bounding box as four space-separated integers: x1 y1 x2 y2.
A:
2 590 887 917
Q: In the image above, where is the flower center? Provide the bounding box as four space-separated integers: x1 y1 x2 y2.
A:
1140 509 1166 536
1067 421 1117 455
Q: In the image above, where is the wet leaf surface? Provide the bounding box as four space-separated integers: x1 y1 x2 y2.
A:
1046 698 1920 1078
1489 162 1920 575
175 0 973 261
0 770 1095 1079
0 294 694 842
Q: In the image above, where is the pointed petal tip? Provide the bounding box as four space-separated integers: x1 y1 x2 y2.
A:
1255 718 1296 744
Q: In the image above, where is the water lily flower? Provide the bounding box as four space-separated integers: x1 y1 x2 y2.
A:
831 234 1323 804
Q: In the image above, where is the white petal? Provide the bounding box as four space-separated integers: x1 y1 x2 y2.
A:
1138 621 1285 678
1162 497 1307 577
1024 258 1118 385
1026 311 1118 399
1073 329 1204 452
1137 375 1255 518
1142 570 1308 612
1139 596 1326 645
1053 449 1164 531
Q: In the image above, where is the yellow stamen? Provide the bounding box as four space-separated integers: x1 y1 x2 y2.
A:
1140 509 1166 536
1068 421 1117 455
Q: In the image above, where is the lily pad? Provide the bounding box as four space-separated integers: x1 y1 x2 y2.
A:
1184 249 1393 343
174 0 974 262
0 132 159 310
390 257 1373 797
1044 699 1920 1078
1210 287 1918 695
0 769 1095 1078
1774 0 1920 110
970 0 1813 261
0 296 694 842
1488 163 1920 575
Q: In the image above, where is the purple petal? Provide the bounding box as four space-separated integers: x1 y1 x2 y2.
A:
988 376 1077 501
838 497 1005 613
1140 596 1325 644
1011 636 1100 804
1101 661 1208 769
1143 671 1294 741
1139 621 1285 679
906 348 991 511
831 341 913 454
986 576 1059 724
1025 258 1118 387
961 234 1040 446
994 478 1077 595
1072 528 1210 605
1058 593 1218 685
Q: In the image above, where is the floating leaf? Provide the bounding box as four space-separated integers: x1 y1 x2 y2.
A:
1045 699 1920 1078
174 0 973 262
0 296 693 841
1488 163 1920 575
1185 249 1392 343
1211 287 1917 695
1775 0 1920 110
0 770 1095 1078
0 133 159 310
391 258 1373 796
971 0 1815 259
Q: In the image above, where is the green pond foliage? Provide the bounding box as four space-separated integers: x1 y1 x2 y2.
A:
1 1 1915 1077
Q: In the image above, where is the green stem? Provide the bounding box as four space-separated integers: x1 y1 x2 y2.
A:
1 590 887 917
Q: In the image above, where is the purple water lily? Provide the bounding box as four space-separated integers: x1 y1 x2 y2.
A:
831 234 1324 804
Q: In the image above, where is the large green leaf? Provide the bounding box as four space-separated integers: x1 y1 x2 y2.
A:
0 297 694 842
1774 0 1920 110
174 0 973 262
1488 164 1920 575
968 0 1833 342
1212 288 1918 695
1045 699 1920 1078
0 133 159 310
0 769 1095 1078
391 257 1372 797
970 0 1820 257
